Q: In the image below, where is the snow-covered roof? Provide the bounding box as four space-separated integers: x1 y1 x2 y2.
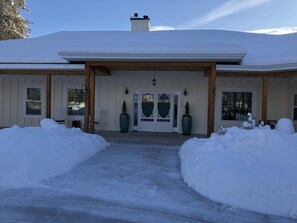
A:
0 63 85 71
0 30 297 72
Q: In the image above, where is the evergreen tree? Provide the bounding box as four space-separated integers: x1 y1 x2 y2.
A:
0 0 30 40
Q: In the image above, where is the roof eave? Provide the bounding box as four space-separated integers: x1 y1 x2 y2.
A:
59 52 246 64
217 63 297 72
0 63 85 71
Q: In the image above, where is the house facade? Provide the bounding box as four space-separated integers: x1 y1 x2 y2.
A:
0 15 296 136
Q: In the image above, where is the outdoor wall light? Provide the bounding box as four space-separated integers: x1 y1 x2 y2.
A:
183 88 188 96
125 87 129 95
152 78 157 86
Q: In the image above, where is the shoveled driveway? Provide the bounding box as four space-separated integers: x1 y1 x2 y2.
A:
0 139 295 222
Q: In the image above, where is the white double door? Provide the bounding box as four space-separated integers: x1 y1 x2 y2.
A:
137 91 178 132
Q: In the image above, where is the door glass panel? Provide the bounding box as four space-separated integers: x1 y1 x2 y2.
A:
173 95 178 128
157 94 170 119
137 92 177 132
141 93 154 118
133 93 138 126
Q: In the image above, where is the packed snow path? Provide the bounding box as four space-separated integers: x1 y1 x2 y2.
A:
0 143 295 223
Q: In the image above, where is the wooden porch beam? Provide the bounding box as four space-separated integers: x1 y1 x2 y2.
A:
45 73 51 118
95 66 111 76
261 76 268 122
86 61 215 70
89 66 96 133
207 65 216 137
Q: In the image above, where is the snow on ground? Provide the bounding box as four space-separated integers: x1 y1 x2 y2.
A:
180 122 297 218
0 119 109 188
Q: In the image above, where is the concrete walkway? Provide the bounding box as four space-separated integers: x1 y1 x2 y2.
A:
0 133 295 222
99 130 203 146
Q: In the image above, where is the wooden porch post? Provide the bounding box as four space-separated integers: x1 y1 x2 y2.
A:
261 76 268 122
46 73 51 118
84 65 91 132
89 66 95 133
207 64 216 137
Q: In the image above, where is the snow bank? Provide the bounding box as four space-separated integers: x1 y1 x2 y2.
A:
0 119 109 188
180 127 297 217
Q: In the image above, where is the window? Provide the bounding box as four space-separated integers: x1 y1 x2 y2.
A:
67 89 85 116
26 88 42 115
222 92 252 121
293 94 297 121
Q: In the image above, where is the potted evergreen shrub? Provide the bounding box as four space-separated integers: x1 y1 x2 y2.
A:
182 101 192 135
119 100 129 133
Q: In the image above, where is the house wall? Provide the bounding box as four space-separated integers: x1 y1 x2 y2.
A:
215 77 262 129
51 75 85 126
0 75 45 127
215 76 297 131
1 73 296 133
289 76 297 130
268 76 297 130
267 78 290 120
96 70 208 134
0 71 208 135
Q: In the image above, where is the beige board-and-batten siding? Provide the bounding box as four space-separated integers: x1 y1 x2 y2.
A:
1 73 296 132
268 77 297 130
215 77 262 129
0 74 86 128
215 76 297 130
96 70 208 134
0 71 209 134
0 75 45 127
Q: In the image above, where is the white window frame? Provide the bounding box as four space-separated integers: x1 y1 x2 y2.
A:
65 85 85 120
293 93 297 121
24 84 45 118
218 88 257 126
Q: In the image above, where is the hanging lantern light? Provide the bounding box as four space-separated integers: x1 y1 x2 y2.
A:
152 68 157 86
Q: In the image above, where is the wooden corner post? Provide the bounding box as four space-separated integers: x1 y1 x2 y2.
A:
89 66 96 133
261 76 268 122
46 73 52 118
84 65 91 133
207 64 216 137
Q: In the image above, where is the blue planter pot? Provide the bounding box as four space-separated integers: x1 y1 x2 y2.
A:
120 113 129 133
182 114 192 135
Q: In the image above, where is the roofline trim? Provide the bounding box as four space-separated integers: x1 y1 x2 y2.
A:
217 63 297 72
59 51 246 63
0 63 85 71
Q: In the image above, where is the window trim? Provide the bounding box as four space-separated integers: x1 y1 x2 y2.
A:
218 88 257 125
24 84 45 118
293 93 297 121
65 85 85 119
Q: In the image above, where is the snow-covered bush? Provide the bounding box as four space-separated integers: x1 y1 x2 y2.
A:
217 125 227 135
40 118 64 128
275 118 295 134
242 112 256 129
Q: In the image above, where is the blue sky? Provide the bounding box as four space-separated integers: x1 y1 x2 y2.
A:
25 0 297 37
